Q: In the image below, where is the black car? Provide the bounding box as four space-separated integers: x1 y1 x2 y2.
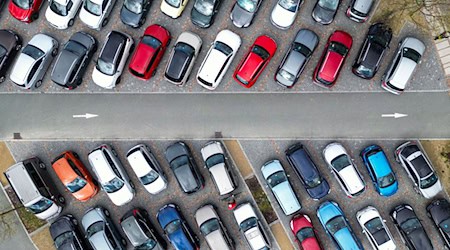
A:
165 141 204 194
391 204 433 250
427 199 450 248
0 30 21 83
285 143 330 200
50 215 87 250
230 0 263 28
191 0 221 28
120 0 151 28
51 32 97 89
312 0 340 25
352 23 392 79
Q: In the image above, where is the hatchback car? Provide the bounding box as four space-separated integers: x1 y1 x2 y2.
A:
346 0 374 22
195 204 234 250
352 23 392 79
9 0 43 22
126 144 168 195
45 0 82 29
164 31 202 86
234 35 277 88
191 0 221 28
157 203 200 250
275 29 318 88
93 31 134 89
270 0 302 29
82 206 126 249
79 0 116 29
201 141 236 196
290 214 322 250
313 30 352 88
312 0 340 25
197 29 241 90
233 202 271 250
165 141 204 194
261 159 301 215
0 30 21 84
50 214 87 250
356 206 396 250
426 199 450 248
120 0 151 28
391 204 433 250
51 32 97 89
395 141 442 198
360 145 398 197
323 142 365 197
129 24 170 80
317 201 363 250
10 33 58 89
52 151 98 202
230 0 262 28
160 0 189 18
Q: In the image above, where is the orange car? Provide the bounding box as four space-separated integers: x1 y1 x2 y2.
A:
52 151 98 202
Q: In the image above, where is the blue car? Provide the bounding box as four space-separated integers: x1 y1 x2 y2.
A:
157 203 199 250
360 145 398 196
317 201 363 250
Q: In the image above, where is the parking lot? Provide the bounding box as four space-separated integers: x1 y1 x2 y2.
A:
0 0 447 93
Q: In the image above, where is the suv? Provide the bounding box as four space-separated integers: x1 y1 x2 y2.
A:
4 157 64 220
233 202 271 250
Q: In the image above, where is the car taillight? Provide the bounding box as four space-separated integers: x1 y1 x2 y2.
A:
347 195 352 198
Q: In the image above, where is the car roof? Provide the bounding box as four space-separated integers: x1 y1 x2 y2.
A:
361 42 384 68
52 50 80 84
88 150 116 183
5 162 41 205
100 32 126 64
166 47 191 80
127 150 153 177
389 57 417 89
121 216 149 246
318 50 343 83
288 148 319 182
237 50 265 82
198 48 229 83
295 29 319 51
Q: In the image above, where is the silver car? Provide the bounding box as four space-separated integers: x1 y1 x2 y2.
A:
195 204 234 250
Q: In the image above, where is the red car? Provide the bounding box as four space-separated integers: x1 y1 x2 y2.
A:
313 30 352 88
8 0 43 22
129 24 171 80
234 35 277 88
290 214 322 250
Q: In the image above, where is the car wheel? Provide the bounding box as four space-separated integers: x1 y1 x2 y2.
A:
72 218 78 226
104 209 110 217
151 69 157 77
102 18 108 27
116 76 121 85
15 43 22 51
39 162 46 169
31 12 39 21
121 238 127 246
58 196 65 204
139 17 146 27
52 48 58 57
68 19 74 27
35 80 42 88
0 76 5 83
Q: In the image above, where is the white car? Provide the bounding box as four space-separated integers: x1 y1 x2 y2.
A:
126 144 167 195
356 206 397 250
10 34 58 89
233 202 271 250
92 31 133 89
270 0 302 29
323 142 366 197
160 0 189 18
45 0 83 29
195 204 234 250
197 29 241 90
79 0 117 30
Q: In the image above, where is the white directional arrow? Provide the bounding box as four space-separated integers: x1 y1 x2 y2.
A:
381 113 408 118
72 113 98 119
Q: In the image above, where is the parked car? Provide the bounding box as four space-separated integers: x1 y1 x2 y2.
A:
234 35 277 88
51 151 98 201
201 141 236 196
346 0 374 22
313 30 352 88
426 199 450 248
290 214 322 250
275 29 318 88
45 0 83 29
164 31 202 85
191 0 221 28
50 215 87 250
160 0 189 18
391 204 433 250
88 144 135 206
157 203 200 250
126 144 168 195
230 0 263 28
0 30 21 83
8 0 43 22
79 0 116 29
233 202 271 250
381 37 425 95
51 32 97 89
120 208 166 250
129 24 170 80
261 159 301 215
195 204 234 250
352 23 392 79
317 201 363 250
312 0 340 25
82 206 126 249
93 31 134 89
120 0 151 28
356 206 396 250
395 141 442 198
10 33 58 89
323 142 365 197
165 141 204 194
360 145 398 196
197 29 241 90
270 0 302 29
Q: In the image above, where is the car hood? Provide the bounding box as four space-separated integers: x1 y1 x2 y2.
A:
29 34 55 53
209 163 234 195
420 179 442 199
145 175 167 194
231 5 253 27
165 143 186 162
90 231 112 250
79 7 101 28
205 230 231 250
174 164 198 192
82 210 103 230
216 30 242 51
120 6 142 27
9 2 31 21
106 184 134 206
191 7 212 27
201 142 222 159
379 181 398 197
306 179 330 199
338 166 365 194
272 181 301 214
71 32 96 48
58 239 79 250
35 203 62 220
317 202 341 225
92 67 116 89
271 4 296 28
45 7 69 28
73 182 97 201
168 227 195 250
334 228 361 249
245 226 267 249
312 5 335 24
409 229 433 250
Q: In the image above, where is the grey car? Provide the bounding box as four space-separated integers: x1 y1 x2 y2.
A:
230 0 263 28
312 0 340 25
51 32 97 89
275 29 318 88
195 204 234 250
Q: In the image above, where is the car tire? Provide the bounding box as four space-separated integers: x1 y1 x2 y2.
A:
151 69 156 77
52 48 58 57
139 17 146 27
0 76 5 83
102 18 108 27
116 76 121 85
31 12 39 21
35 80 42 88
58 196 65 204
121 238 127 246
104 209 110 217
68 19 74 27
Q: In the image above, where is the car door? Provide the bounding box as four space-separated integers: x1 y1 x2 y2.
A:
27 58 43 86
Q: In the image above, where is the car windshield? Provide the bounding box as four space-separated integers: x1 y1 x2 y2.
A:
378 172 396 188
305 175 322 188
279 69 295 82
356 64 373 75
236 74 248 85
124 0 143 14
329 42 348 56
165 219 181 234
54 231 74 248
102 177 124 193
28 198 53 214
420 173 438 189
296 227 315 243
252 45 270 60
50 0 71 16
318 0 339 10
205 154 224 168
194 0 214 16
403 47 421 63
326 216 346 235
165 0 180 8
439 218 450 233
279 0 298 12
214 41 233 55
84 0 102 16
400 218 421 234
237 0 257 12
170 156 188 169
200 218 220 236
87 221 104 238
142 36 162 49
370 35 388 47
97 58 115 75
65 41 87 56
22 45 45 60
66 176 87 193
364 217 390 245
293 42 312 57
331 154 350 171
240 217 257 232
140 170 159 185
12 0 30 9
267 171 286 188
175 42 195 56
137 239 157 249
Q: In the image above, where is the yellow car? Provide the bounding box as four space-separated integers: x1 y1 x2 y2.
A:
160 0 189 18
